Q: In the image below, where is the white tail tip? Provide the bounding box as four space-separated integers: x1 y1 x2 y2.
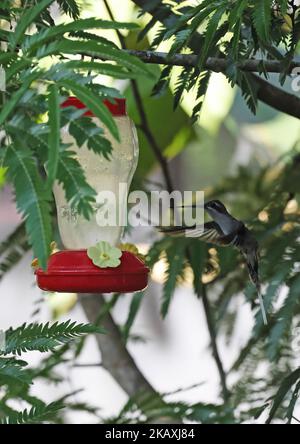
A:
258 290 268 326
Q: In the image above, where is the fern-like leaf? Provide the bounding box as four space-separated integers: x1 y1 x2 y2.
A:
152 66 172 97
9 0 55 50
197 4 227 71
122 292 144 342
0 357 32 387
23 18 139 53
268 274 300 360
57 0 80 19
192 71 211 122
3 145 52 269
58 79 119 141
228 0 248 30
1 401 64 424
56 147 96 220
266 367 300 424
169 29 192 57
0 240 30 284
162 240 187 317
252 0 272 42
173 67 193 109
238 72 259 114
1 321 104 356
68 116 113 160
46 84 60 190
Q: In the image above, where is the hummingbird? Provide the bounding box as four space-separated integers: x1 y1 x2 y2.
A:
161 199 267 325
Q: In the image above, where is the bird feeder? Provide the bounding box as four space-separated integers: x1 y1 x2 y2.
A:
35 97 149 293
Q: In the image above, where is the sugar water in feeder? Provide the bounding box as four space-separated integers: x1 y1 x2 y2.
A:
35 97 149 294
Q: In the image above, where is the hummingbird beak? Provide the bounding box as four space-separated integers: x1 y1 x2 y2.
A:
177 203 206 209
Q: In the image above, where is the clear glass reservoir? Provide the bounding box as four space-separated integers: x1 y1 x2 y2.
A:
53 98 139 249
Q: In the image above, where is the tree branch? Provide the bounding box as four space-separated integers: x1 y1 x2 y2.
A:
79 294 156 397
251 74 300 119
131 0 300 120
79 294 180 423
127 49 300 74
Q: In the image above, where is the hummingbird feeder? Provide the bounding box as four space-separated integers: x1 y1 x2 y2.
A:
35 97 149 293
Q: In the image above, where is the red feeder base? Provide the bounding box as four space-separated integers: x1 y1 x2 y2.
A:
35 250 149 293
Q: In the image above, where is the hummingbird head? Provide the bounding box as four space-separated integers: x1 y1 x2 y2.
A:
204 200 229 216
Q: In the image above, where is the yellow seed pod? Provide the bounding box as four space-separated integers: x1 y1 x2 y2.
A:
50 241 59 253
31 258 39 269
281 13 293 33
31 241 59 270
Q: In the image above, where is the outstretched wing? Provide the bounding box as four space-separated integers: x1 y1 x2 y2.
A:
159 221 235 246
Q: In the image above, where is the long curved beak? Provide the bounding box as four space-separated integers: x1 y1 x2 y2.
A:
177 204 206 209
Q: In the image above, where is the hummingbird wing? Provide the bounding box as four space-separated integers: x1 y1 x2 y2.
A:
159 221 237 246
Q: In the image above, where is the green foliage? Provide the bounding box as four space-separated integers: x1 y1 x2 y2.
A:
1 321 104 355
268 273 300 360
69 116 113 160
266 368 300 424
1 0 300 426
0 0 152 267
46 84 60 190
252 0 272 42
142 0 298 116
57 0 80 20
56 146 96 219
0 320 104 424
0 224 29 284
161 239 188 317
106 387 235 424
58 78 119 141
0 358 32 388
2 145 52 269
1 401 64 424
122 291 145 342
124 62 196 179
9 0 56 50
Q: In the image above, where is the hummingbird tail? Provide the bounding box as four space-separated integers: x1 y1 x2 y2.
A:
258 287 268 326
245 256 268 325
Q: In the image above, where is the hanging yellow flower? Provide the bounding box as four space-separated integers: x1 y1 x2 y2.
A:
31 241 59 269
118 243 146 263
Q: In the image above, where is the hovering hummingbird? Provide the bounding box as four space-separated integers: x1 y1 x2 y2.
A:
161 199 267 325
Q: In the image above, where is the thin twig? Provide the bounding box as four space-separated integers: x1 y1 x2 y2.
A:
200 284 230 401
73 362 103 368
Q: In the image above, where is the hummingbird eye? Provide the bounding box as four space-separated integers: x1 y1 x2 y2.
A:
214 200 224 209
211 201 220 209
